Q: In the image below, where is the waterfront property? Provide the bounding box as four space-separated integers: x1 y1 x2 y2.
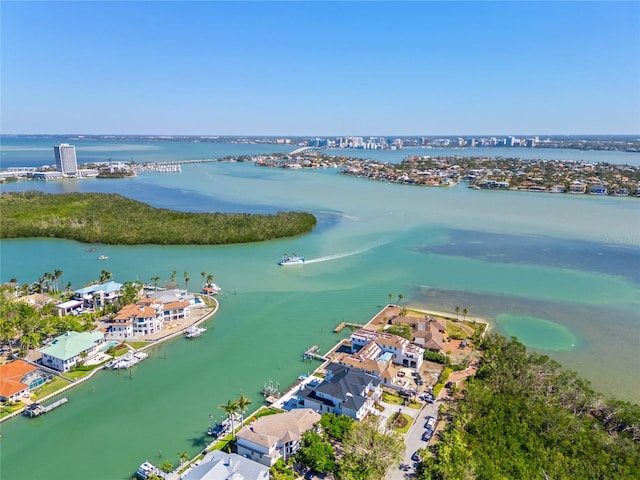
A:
235 408 321 467
109 289 192 338
0 360 52 402
39 331 105 372
390 315 447 352
73 281 123 310
296 363 382 420
183 451 269 480
350 328 425 369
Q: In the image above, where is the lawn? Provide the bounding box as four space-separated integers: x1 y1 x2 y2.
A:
32 376 72 400
387 412 413 433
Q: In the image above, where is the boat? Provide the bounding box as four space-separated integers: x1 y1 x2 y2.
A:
135 461 161 479
278 253 305 266
97 255 108 260
185 325 207 338
202 283 222 295
110 351 149 369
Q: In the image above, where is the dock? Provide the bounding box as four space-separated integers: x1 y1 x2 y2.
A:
333 322 364 333
23 397 68 417
303 345 327 361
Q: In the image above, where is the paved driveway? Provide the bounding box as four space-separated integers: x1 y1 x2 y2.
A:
386 399 440 480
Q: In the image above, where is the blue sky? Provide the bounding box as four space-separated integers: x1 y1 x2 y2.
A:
2 1 639 135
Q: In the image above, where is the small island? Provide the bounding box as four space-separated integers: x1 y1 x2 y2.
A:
0 191 317 244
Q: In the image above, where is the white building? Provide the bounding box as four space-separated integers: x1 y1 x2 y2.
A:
39 331 105 372
182 451 269 480
53 143 78 177
350 328 424 369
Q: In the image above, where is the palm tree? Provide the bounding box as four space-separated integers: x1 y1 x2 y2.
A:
463 308 469 322
388 293 393 305
219 399 239 437
99 270 112 284
170 270 177 283
397 293 404 304
151 276 161 289
205 274 214 287
184 272 190 292
177 451 189 466
200 271 207 288
237 394 252 427
454 306 460 321
53 269 63 292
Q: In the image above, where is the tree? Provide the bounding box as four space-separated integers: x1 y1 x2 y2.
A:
454 306 460 321
99 270 112 284
177 451 189 465
183 271 190 291
53 269 63 292
206 274 214 287
388 293 393 305
463 308 468 321
151 276 161 289
237 394 252 427
159 459 174 473
200 271 207 288
320 413 354 441
219 399 239 437
297 430 336 473
120 281 141 306
170 270 177 283
338 416 404 480
397 293 404 304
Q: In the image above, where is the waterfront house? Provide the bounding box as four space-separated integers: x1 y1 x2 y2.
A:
0 360 52 402
39 331 105 372
589 183 607 195
74 281 123 309
296 363 382 420
112 303 163 336
182 450 269 480
235 408 321 467
350 328 425 369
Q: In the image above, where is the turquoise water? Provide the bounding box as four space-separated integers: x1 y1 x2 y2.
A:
495 314 578 351
0 139 638 479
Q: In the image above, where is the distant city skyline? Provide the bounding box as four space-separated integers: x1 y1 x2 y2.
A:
2 1 638 136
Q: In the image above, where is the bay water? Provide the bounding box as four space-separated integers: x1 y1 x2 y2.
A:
0 138 638 479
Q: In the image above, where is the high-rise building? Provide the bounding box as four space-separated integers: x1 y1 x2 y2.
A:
53 144 78 176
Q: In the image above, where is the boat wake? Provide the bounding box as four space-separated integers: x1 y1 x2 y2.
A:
304 249 366 264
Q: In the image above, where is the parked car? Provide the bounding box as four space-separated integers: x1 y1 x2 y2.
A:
422 429 434 442
425 416 436 429
445 381 453 389
411 451 422 462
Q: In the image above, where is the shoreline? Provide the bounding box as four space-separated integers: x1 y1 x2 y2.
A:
0 294 219 424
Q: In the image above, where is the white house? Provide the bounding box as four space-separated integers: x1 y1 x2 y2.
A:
39 331 105 372
350 328 425 369
235 408 321 467
74 281 123 308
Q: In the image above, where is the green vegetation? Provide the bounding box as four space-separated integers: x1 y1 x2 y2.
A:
387 412 413 433
295 414 404 480
0 191 317 245
423 350 447 364
32 376 72 400
382 391 403 405
270 459 295 480
418 334 640 479
297 430 336 473
0 401 23 418
386 323 413 341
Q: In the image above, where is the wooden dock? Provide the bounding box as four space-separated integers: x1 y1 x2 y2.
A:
23 397 68 417
333 322 364 333
303 345 327 361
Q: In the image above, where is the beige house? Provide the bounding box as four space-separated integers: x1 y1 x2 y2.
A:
235 408 321 466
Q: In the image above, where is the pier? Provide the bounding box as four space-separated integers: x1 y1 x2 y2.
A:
303 345 327 361
333 321 364 332
23 397 68 418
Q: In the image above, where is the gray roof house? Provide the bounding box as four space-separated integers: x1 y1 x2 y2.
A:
182 451 268 480
296 363 382 420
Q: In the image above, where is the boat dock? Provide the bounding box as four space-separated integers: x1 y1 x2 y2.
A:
303 345 327 361
333 321 364 332
23 397 68 417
